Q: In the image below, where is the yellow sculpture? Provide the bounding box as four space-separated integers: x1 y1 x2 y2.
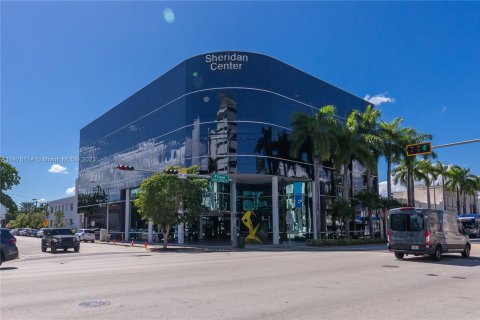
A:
241 210 262 243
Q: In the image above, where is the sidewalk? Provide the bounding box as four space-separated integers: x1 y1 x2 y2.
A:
95 239 387 253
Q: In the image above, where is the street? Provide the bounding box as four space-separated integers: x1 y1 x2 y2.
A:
1 237 480 320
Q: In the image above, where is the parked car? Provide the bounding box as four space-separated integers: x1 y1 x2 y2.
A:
458 214 480 238
1 228 19 266
75 229 95 243
388 207 471 261
41 228 80 254
37 229 45 238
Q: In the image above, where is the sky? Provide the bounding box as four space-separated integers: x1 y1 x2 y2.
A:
1 0 479 206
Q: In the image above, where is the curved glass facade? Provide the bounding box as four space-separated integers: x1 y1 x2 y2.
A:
78 51 371 242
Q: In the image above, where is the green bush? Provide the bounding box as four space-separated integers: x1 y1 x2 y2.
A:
306 238 386 246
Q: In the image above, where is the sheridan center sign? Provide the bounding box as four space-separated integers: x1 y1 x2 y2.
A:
205 53 248 71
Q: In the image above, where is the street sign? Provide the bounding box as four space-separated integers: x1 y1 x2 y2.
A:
43 221 49 227
406 142 432 156
179 168 188 174
211 173 230 183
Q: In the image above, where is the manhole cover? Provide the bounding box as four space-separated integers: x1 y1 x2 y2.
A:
426 274 438 277
79 300 111 308
452 276 466 280
382 265 399 268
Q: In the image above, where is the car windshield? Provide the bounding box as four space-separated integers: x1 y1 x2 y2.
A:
390 213 424 231
52 229 73 235
460 219 476 228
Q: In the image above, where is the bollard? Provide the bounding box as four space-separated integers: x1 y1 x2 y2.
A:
144 241 147 249
113 238 116 245
131 240 134 246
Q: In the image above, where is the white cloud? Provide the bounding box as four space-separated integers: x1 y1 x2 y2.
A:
441 106 447 113
48 164 68 174
364 94 395 106
66 186 75 195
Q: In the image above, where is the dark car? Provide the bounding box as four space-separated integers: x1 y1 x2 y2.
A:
1 228 19 266
41 228 80 253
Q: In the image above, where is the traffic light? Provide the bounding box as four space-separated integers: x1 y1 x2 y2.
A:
115 165 134 171
406 142 432 156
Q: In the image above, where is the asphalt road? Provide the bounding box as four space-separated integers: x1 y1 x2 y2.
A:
1 237 480 320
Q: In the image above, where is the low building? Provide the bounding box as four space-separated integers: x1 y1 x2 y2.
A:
47 196 79 228
392 184 479 214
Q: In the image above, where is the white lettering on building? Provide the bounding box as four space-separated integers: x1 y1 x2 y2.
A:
205 53 248 71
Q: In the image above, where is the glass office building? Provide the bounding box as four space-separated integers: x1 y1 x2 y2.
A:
77 51 372 244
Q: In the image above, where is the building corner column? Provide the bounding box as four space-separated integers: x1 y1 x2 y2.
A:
230 177 237 248
125 188 131 242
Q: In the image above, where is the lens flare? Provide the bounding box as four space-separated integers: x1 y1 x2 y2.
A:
163 8 175 24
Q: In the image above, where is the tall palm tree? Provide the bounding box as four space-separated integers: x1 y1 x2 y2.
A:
416 160 436 209
333 112 374 238
347 105 381 236
378 117 407 199
445 165 476 214
393 157 426 206
290 105 338 236
394 128 433 206
433 162 449 210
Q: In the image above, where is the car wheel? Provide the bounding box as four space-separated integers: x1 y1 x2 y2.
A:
51 244 57 254
461 244 471 258
91 240 95 243
394 252 404 260
63 248 68 252
0 253 3 266
42 246 47 252
432 245 442 261
74 244 80 253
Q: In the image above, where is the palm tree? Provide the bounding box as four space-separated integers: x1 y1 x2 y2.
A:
348 105 382 236
332 112 374 238
378 117 406 200
393 157 427 207
445 165 476 214
394 128 433 206
416 160 435 209
433 162 449 210
462 173 479 214
290 105 338 236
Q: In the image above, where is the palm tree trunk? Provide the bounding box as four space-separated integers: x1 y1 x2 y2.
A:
313 157 322 239
387 156 392 199
343 163 351 239
426 181 431 209
367 169 373 237
433 182 437 210
406 168 412 206
456 187 461 214
463 192 467 214
442 176 447 210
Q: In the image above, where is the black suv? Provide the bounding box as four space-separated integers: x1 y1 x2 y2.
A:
1 228 19 265
41 228 80 253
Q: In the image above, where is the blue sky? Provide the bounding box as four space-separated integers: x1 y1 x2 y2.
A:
1 1 479 205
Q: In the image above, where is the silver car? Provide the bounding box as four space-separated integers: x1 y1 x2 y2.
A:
75 229 95 243
387 208 471 261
